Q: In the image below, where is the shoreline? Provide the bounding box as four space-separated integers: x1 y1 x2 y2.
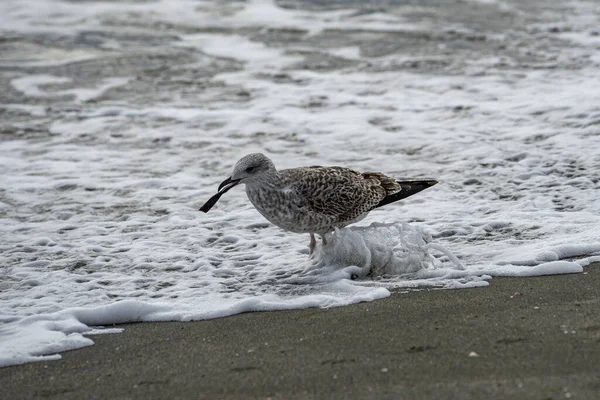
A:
2 263 599 399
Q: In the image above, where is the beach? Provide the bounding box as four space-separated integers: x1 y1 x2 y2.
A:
2 262 599 399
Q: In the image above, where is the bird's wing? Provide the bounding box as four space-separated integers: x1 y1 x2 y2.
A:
280 167 393 222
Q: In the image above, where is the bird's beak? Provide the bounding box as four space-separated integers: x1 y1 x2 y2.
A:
218 176 241 194
199 176 241 213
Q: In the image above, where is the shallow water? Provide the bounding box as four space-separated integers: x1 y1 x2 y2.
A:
1 0 600 366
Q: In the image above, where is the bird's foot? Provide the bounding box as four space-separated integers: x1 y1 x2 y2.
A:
309 233 316 256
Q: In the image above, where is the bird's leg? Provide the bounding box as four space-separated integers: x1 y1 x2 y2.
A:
309 233 316 255
321 234 327 245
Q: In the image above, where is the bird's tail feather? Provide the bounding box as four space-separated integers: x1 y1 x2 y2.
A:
376 180 438 208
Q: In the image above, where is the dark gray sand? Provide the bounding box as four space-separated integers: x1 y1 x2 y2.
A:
2 263 599 399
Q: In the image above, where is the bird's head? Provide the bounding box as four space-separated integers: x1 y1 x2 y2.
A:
199 153 276 212
227 153 276 188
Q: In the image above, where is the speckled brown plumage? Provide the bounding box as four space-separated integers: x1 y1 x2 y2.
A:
263 166 400 233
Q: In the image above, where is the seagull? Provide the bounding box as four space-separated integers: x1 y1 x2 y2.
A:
200 153 437 254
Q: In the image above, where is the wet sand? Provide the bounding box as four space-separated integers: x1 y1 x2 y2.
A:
2 262 599 399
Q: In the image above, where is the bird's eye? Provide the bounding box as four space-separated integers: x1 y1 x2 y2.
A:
245 166 256 173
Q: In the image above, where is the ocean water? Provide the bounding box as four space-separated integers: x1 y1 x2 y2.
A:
1 0 600 367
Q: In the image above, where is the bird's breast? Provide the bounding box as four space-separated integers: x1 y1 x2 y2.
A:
245 186 328 233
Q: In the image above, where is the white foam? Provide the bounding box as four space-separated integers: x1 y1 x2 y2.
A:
10 75 71 97
0 0 421 37
0 285 390 367
0 47 98 67
329 46 362 60
315 223 452 278
176 34 302 73
10 75 130 103
220 0 421 35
